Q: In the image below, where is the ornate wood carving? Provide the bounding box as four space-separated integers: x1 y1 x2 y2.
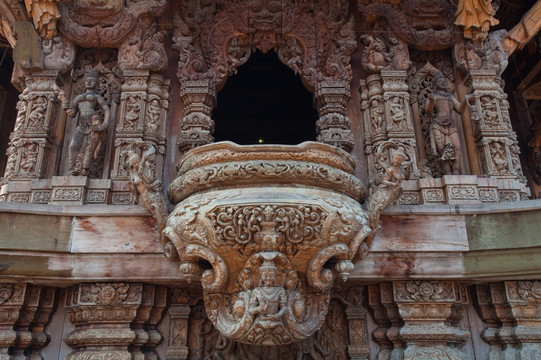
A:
474 281 541 359
393 280 471 360
358 0 461 51
57 0 167 49
65 283 166 360
164 141 407 345
173 0 357 151
0 284 56 359
186 298 349 359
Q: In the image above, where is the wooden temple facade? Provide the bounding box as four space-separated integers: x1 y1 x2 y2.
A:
1 0 541 359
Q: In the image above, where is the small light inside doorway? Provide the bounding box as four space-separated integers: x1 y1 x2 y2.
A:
257 138 265 144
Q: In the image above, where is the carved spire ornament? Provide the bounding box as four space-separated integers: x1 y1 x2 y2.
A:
164 141 407 345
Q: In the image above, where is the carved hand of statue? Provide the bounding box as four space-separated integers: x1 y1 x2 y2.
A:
91 123 106 132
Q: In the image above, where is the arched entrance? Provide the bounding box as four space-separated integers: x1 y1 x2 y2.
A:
213 50 318 145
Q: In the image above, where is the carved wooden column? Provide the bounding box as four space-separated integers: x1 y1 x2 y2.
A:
64 283 145 359
13 285 56 359
0 284 56 359
166 288 201 360
131 285 167 360
314 81 354 151
111 70 149 180
466 70 525 185
344 287 370 360
393 280 470 360
475 281 541 360
1 71 62 201
474 284 507 359
178 81 216 152
381 70 419 178
368 283 405 360
361 74 385 189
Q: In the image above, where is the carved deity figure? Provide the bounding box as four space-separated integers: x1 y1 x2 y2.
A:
367 144 408 229
455 0 499 42
360 35 391 74
122 141 166 229
370 99 385 132
61 69 110 176
249 260 287 323
425 72 466 175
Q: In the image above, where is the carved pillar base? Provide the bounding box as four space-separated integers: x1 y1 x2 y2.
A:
345 287 370 360
65 283 166 360
393 281 470 360
166 288 201 360
0 284 56 359
475 281 541 360
315 81 353 151
178 81 215 152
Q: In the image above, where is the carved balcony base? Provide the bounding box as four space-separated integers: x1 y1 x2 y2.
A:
164 141 384 345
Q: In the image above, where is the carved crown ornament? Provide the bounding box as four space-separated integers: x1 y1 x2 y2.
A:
164 141 409 345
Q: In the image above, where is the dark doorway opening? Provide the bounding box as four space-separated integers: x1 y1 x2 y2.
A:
213 50 318 145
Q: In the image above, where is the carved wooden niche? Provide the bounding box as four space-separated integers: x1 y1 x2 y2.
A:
173 0 357 151
60 49 122 178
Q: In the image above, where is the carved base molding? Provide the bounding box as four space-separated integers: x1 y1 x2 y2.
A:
0 177 135 205
398 175 529 205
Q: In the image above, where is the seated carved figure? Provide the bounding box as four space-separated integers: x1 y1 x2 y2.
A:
249 260 287 324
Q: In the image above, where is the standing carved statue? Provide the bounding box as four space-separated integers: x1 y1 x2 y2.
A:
425 72 467 175
249 260 287 324
121 141 167 231
59 69 110 176
455 0 499 42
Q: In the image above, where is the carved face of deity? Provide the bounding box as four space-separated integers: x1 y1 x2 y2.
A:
434 76 447 91
392 153 405 167
260 265 278 287
85 75 98 91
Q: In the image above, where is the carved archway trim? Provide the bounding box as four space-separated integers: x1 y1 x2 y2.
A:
173 0 356 93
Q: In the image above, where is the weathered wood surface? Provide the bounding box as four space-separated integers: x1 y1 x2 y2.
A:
373 215 468 252
71 216 161 253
